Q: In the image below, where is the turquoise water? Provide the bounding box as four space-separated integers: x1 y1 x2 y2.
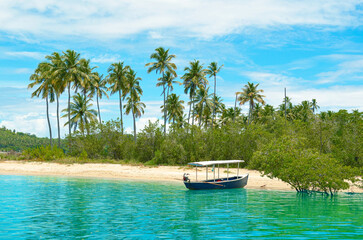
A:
0 175 362 239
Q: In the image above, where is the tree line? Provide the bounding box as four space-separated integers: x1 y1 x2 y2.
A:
25 47 362 194
28 47 258 143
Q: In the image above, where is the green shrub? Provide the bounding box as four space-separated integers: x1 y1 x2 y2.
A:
250 136 359 194
23 145 65 161
152 139 187 165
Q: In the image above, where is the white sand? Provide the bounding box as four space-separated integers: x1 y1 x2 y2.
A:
0 160 361 192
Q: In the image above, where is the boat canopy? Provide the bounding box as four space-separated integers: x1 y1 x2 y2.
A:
188 160 244 167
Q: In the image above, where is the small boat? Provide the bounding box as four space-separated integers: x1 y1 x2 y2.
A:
183 160 249 190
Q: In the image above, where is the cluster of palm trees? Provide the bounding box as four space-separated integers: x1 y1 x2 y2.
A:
145 48 226 131
30 47 320 147
28 50 145 145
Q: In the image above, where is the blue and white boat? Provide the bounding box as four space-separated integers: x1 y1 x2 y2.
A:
183 160 249 190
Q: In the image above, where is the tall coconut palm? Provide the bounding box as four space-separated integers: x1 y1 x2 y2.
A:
181 60 207 126
107 62 129 133
210 95 224 126
145 47 177 135
52 50 86 140
124 69 144 142
162 93 185 124
90 73 109 123
237 82 265 124
29 62 55 146
124 97 146 143
46 52 65 148
156 71 181 99
193 87 212 127
206 62 223 127
61 93 98 136
79 58 97 100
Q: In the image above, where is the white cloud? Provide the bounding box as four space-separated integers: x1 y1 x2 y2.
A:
0 0 361 40
317 57 363 84
13 68 33 74
0 113 48 137
264 85 363 111
5 51 45 60
91 54 121 63
243 71 304 87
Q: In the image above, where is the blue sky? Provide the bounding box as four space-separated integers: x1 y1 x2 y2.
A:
0 0 362 137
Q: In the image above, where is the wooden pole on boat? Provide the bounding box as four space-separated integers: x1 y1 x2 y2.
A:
227 163 229 180
237 162 239 178
196 166 198 182
206 166 208 180
218 164 220 179
213 164 215 182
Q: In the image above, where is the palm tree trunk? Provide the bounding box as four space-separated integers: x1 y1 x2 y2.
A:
119 89 123 134
46 95 52 146
56 94 60 148
133 107 137 143
199 102 203 127
233 93 238 123
97 93 101 123
163 73 166 135
191 95 195 126
68 82 71 146
248 100 254 124
212 75 216 127
188 99 191 125
248 103 251 125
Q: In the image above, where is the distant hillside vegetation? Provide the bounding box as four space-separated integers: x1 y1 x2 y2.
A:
0 127 49 152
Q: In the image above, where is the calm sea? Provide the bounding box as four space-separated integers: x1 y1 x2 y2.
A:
0 175 362 239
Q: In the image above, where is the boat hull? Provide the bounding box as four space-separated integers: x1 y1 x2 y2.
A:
184 174 249 190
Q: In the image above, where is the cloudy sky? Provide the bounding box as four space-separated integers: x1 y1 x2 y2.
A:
0 0 362 137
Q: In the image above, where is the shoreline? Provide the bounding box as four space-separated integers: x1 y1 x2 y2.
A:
0 160 361 193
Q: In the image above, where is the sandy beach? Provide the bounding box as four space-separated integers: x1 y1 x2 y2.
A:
0 160 361 193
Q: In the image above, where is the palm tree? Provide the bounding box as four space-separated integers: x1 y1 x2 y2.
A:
206 62 223 127
124 69 144 142
181 60 208 126
157 71 181 99
220 107 241 125
234 91 242 123
52 50 86 140
162 93 185 124
237 82 265 124
124 97 146 143
210 95 224 126
90 73 109 123
61 93 98 136
193 87 212 127
311 99 319 113
46 52 65 148
108 61 129 133
145 47 177 135
79 58 97 100
28 62 55 146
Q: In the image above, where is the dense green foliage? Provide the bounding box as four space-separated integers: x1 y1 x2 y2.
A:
0 127 50 151
59 109 362 169
250 136 359 194
22 145 65 161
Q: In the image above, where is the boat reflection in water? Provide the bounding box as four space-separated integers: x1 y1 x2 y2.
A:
183 160 249 190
